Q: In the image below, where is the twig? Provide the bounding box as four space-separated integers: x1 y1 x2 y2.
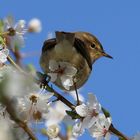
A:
73 81 80 105
7 55 26 74
109 124 130 140
50 88 76 110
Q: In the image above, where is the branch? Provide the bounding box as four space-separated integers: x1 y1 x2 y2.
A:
109 124 130 140
45 85 76 110
7 55 25 73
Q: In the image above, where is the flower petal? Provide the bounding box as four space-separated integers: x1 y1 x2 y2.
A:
72 122 84 137
1 48 9 56
48 73 57 82
4 16 14 30
88 93 101 113
87 116 98 128
64 65 77 76
88 93 97 107
0 49 9 63
75 104 88 117
81 115 97 129
49 60 59 71
105 132 111 140
46 124 60 138
15 20 26 33
60 75 73 90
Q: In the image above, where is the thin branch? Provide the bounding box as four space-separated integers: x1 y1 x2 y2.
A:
50 88 76 110
73 81 80 105
7 55 26 75
109 124 130 140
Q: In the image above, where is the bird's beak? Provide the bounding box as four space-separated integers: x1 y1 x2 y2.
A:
102 52 113 59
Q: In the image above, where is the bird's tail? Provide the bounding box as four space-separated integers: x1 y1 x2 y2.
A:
55 31 75 45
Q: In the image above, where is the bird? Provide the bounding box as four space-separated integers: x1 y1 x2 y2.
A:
40 31 112 91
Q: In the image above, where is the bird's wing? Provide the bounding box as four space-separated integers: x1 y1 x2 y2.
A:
74 38 92 70
42 38 56 52
42 38 92 70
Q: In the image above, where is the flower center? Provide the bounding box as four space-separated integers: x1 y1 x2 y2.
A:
29 95 38 104
53 65 65 75
91 109 98 117
8 27 16 36
33 110 42 121
103 126 108 136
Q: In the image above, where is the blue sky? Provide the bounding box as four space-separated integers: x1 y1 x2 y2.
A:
1 0 140 139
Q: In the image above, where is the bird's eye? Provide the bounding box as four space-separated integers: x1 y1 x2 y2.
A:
91 44 95 48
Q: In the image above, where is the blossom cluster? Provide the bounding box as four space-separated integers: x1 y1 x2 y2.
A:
0 16 42 66
73 94 111 140
0 64 114 140
0 16 139 140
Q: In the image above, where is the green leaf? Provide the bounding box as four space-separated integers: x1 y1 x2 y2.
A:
66 110 81 119
102 107 111 118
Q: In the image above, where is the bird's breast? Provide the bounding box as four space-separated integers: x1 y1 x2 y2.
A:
40 43 92 90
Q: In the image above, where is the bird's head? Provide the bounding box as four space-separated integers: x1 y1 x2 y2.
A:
75 32 113 63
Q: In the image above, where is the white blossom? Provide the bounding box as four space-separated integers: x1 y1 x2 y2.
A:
89 114 111 140
72 122 84 137
46 124 60 138
48 60 77 90
75 93 101 129
16 92 53 121
44 101 68 126
4 16 26 48
28 18 42 33
4 68 36 98
0 45 9 64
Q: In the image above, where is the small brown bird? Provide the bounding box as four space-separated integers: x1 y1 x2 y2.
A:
40 31 112 91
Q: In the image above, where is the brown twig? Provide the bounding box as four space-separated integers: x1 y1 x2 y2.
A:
7 56 24 72
50 88 76 110
109 124 130 140
73 81 80 105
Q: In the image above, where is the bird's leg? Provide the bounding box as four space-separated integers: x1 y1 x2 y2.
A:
73 78 80 105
